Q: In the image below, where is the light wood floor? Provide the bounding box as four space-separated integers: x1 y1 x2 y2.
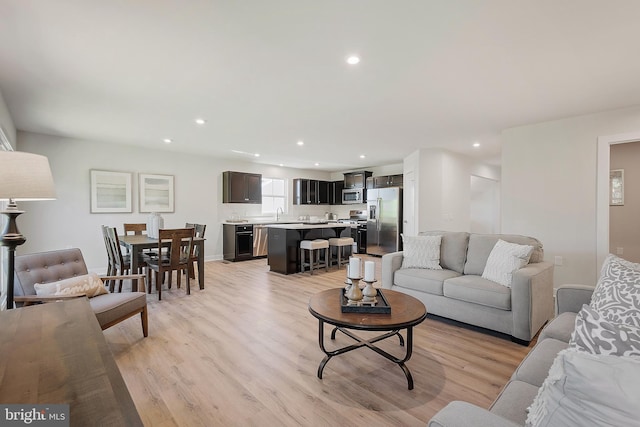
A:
104 256 533 427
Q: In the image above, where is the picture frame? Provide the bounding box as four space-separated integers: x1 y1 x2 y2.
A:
139 173 174 213
610 169 624 206
90 170 133 213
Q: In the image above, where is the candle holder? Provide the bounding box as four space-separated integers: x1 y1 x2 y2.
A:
345 277 364 304
361 279 378 305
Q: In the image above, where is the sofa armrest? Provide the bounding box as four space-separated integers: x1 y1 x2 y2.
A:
510 261 555 342
428 401 521 427
381 251 404 289
555 284 595 315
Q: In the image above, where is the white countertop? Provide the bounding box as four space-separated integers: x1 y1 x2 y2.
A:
266 222 355 230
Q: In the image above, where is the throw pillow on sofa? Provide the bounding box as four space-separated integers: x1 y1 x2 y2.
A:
570 304 640 357
481 239 534 287
525 348 640 427
591 255 640 328
34 272 108 298
400 234 442 270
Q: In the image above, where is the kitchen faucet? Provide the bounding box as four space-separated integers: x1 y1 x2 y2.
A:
276 207 284 221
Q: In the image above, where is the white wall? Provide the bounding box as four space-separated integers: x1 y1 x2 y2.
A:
502 105 640 288
16 131 336 272
406 148 500 233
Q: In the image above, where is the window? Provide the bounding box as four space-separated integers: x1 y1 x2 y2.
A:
262 178 286 214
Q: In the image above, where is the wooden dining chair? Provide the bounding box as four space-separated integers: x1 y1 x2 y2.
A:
124 223 147 235
184 223 206 281
101 225 116 289
145 228 195 301
105 226 132 292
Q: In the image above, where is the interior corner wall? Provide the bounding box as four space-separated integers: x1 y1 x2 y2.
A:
16 131 332 272
407 148 500 233
0 89 16 148
501 105 640 288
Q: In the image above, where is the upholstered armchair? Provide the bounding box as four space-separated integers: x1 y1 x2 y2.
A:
13 248 148 336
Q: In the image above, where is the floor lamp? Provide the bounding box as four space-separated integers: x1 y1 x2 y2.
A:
0 151 55 309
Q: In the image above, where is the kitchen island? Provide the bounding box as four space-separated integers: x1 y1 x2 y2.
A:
267 223 354 274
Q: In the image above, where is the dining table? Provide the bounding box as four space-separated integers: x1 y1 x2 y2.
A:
119 234 206 290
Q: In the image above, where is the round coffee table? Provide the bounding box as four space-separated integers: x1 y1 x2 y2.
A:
308 288 427 390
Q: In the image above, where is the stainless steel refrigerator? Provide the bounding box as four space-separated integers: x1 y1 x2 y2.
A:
366 187 402 256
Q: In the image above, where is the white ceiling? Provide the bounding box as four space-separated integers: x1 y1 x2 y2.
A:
1 0 640 172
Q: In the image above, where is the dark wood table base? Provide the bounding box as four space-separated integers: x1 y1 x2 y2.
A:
316 320 416 389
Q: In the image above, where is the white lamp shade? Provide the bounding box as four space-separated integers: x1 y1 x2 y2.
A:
0 151 56 201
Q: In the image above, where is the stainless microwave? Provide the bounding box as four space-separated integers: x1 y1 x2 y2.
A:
342 188 365 204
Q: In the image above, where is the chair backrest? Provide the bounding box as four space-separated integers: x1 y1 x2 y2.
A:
101 225 115 266
185 223 206 255
106 226 127 269
124 223 147 235
14 248 89 297
159 228 194 269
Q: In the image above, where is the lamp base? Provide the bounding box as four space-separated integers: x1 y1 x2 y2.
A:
1 208 26 310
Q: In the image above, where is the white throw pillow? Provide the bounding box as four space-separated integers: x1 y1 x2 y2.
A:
526 349 640 427
401 234 442 270
481 239 534 287
34 272 108 298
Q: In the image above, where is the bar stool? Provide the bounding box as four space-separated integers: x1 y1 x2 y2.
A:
300 239 329 275
329 237 354 269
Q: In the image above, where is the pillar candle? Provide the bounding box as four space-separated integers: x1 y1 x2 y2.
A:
349 257 361 278
364 261 375 282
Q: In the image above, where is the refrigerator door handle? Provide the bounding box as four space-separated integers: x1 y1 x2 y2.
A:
377 198 382 231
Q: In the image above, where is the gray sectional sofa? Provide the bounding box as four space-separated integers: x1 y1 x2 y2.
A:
427 284 595 426
381 232 555 343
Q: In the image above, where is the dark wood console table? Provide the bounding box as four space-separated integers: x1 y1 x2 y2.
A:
0 298 143 426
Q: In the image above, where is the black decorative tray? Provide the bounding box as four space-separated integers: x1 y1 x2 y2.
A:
340 288 391 314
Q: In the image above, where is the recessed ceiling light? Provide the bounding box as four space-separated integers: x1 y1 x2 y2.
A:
359 154 366 159
346 55 360 65
297 140 304 146
163 138 172 144
279 163 284 167
314 162 320 166
195 118 206 125
254 153 260 157
473 142 481 148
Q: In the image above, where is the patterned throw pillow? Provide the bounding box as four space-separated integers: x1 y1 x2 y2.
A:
34 272 108 298
591 256 640 327
570 304 640 357
401 234 442 270
481 239 534 287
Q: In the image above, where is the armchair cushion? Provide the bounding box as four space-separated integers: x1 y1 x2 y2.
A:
90 292 147 329
34 272 108 298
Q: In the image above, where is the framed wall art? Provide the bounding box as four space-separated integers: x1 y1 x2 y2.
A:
610 169 624 206
90 170 133 213
139 173 174 213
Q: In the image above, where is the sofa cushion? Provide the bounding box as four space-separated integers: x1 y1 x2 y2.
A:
400 234 442 270
526 349 640 427
90 292 147 329
570 304 640 357
443 275 511 310
489 380 540 426
464 234 544 276
419 231 469 274
538 312 576 343
394 268 460 295
511 338 569 387
482 239 534 287
591 255 640 328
